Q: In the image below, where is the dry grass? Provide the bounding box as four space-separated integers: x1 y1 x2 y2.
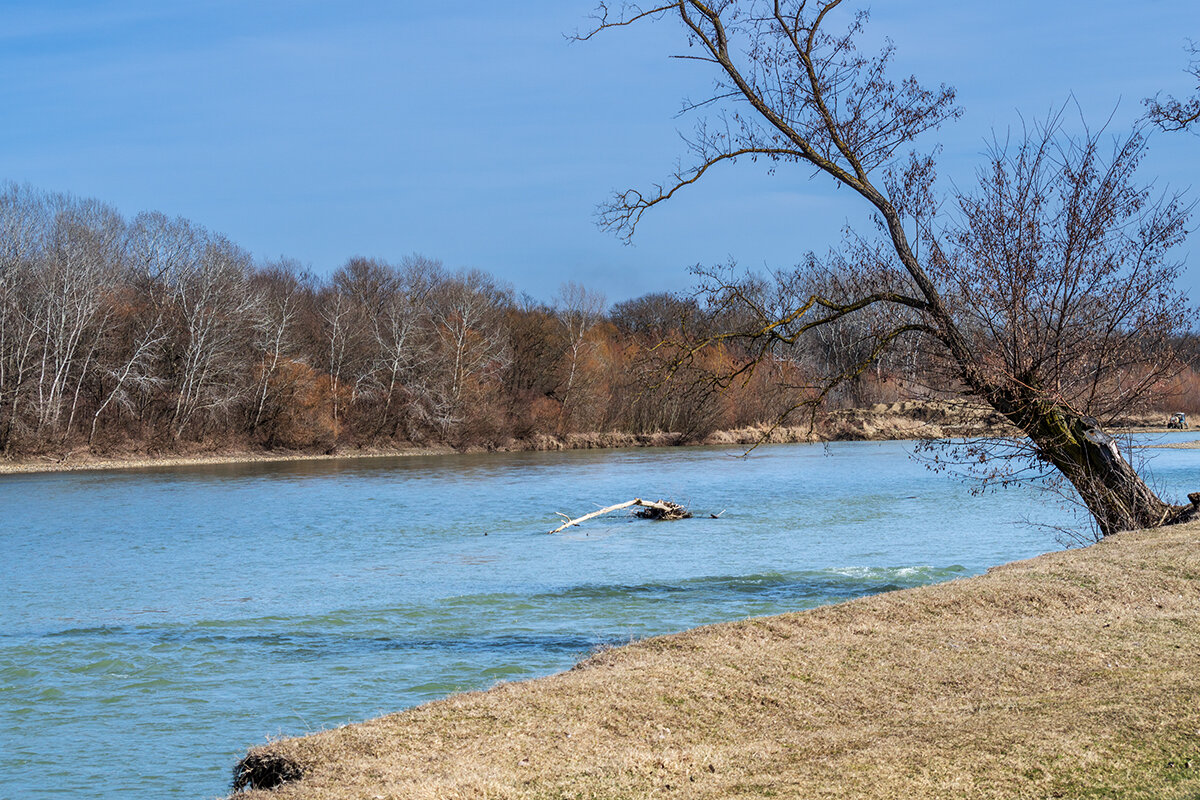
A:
230 522 1200 799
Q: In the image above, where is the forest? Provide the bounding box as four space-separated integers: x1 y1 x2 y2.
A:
0 181 1195 460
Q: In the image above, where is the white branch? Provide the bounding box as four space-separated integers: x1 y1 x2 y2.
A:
548 498 686 534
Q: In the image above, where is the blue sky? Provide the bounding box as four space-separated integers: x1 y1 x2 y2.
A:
0 1 1197 302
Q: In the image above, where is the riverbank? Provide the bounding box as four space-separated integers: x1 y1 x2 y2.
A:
6 400 1166 475
0 403 1182 477
230 520 1200 799
0 445 455 475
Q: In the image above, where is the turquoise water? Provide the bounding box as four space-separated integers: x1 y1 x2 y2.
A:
2 437 1199 799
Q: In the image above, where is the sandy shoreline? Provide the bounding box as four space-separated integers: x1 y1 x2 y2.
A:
1152 438 1200 449
0 446 457 475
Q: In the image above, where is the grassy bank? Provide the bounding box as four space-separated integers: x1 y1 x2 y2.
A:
229 521 1200 799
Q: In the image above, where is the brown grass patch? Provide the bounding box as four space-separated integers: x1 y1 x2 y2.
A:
228 521 1200 799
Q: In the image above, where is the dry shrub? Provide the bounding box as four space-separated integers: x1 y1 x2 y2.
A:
453 374 511 447
1152 366 1200 415
257 360 337 450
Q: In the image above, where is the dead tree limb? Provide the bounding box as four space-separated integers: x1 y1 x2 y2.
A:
548 498 691 534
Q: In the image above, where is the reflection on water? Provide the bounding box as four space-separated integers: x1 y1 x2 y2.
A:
2 436 1198 799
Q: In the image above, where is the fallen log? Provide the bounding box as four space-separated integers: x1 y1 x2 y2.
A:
548 498 691 534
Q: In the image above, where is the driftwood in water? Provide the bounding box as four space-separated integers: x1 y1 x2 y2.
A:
549 498 692 534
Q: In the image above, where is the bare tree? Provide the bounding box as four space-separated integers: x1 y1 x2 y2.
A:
0 270 40 453
1145 42 1200 133
610 291 701 338
248 262 308 437
776 251 920 407
159 230 258 439
332 255 441 439
316 285 359 441
28 196 126 441
583 1 1198 536
0 185 50 452
553 281 606 432
429 269 512 436
88 305 167 446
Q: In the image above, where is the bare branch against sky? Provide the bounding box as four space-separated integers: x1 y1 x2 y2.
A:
0 1 1195 301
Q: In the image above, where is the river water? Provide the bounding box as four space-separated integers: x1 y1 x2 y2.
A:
3 436 1199 799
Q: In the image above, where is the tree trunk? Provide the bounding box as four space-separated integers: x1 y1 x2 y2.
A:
992 393 1195 536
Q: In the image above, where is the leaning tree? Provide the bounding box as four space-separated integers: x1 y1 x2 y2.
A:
582 1 1198 536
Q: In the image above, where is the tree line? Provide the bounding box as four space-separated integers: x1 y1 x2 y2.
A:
0 183 843 458
1 179 1194 461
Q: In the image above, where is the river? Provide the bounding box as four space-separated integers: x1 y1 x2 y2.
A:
3 436 1198 799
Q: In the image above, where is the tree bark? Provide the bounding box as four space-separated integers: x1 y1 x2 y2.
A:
990 392 1195 536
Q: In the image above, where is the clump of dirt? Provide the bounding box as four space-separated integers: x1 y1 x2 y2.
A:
232 751 305 792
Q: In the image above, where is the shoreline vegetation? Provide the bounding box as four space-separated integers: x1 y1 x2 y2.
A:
0 402 1188 475
3 183 1199 485
229 520 1200 799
